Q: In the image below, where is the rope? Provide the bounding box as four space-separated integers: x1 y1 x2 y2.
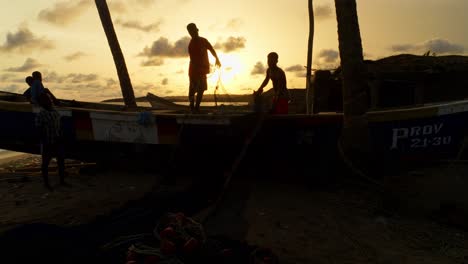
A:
194 113 266 224
211 67 234 108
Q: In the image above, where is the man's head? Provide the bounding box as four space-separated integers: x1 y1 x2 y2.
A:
187 23 199 38
267 52 279 67
32 71 42 81
25 76 33 86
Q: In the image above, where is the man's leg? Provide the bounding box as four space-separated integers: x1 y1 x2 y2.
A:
41 144 52 190
189 79 195 113
194 77 207 113
195 90 204 113
57 144 67 185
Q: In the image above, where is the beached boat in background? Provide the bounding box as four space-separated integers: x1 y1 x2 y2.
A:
1 85 468 170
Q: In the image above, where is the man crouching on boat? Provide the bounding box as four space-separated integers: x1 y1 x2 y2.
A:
255 52 290 114
35 93 67 190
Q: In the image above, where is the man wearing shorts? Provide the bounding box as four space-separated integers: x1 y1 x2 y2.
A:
186 23 221 113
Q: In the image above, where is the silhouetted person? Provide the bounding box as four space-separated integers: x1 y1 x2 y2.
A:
186 23 221 113
22 76 34 102
35 93 67 191
30 71 60 106
256 52 289 114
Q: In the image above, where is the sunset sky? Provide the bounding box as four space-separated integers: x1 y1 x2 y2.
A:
0 0 466 102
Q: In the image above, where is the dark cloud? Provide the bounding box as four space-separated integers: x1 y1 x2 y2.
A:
139 37 190 58
251 62 266 75
162 78 168 85
64 52 87 62
115 19 162 32
141 57 164 67
214 37 246 52
391 38 464 54
0 26 54 53
38 0 91 26
4 58 43 72
285 64 307 77
106 78 118 86
317 49 339 63
66 73 99 83
314 4 333 20
285 65 305 72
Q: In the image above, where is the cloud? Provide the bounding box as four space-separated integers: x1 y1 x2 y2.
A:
66 73 99 83
285 65 305 72
391 38 465 54
314 4 334 20
108 1 127 14
4 58 43 72
64 52 87 62
0 25 54 53
139 37 190 58
0 73 16 82
226 18 243 30
136 0 156 7
317 49 340 63
141 57 164 67
2 84 23 94
214 37 246 53
38 0 91 26
108 0 156 14
115 19 162 32
251 62 266 75
162 78 168 85
285 64 307 77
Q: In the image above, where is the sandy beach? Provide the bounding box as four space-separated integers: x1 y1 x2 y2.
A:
0 152 158 233
1 151 468 263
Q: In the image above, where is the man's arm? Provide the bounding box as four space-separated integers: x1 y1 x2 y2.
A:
206 40 221 67
257 70 270 94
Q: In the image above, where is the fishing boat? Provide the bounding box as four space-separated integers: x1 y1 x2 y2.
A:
1 84 468 168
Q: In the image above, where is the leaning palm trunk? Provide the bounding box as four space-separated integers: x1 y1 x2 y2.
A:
95 0 137 108
306 0 314 114
334 0 370 167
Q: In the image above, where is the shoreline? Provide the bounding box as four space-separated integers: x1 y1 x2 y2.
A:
0 151 31 166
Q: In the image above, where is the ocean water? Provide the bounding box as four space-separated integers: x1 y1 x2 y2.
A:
106 101 248 107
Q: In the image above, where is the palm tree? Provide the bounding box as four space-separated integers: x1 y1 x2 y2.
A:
334 0 370 164
95 0 137 109
306 0 314 114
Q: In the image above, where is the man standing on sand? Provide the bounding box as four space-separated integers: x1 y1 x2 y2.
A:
186 23 221 113
256 52 289 114
35 92 67 190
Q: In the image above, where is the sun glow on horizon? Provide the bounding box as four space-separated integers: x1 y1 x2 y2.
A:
207 53 244 93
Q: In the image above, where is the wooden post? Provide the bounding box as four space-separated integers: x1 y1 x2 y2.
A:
334 0 370 165
95 0 137 109
306 0 315 114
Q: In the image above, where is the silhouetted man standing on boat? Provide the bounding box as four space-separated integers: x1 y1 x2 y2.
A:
256 52 289 114
186 23 221 113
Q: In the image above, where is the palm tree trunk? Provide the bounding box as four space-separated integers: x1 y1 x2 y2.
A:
95 0 137 108
306 0 315 115
334 0 370 164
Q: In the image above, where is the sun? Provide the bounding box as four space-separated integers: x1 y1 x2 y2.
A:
207 53 243 91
